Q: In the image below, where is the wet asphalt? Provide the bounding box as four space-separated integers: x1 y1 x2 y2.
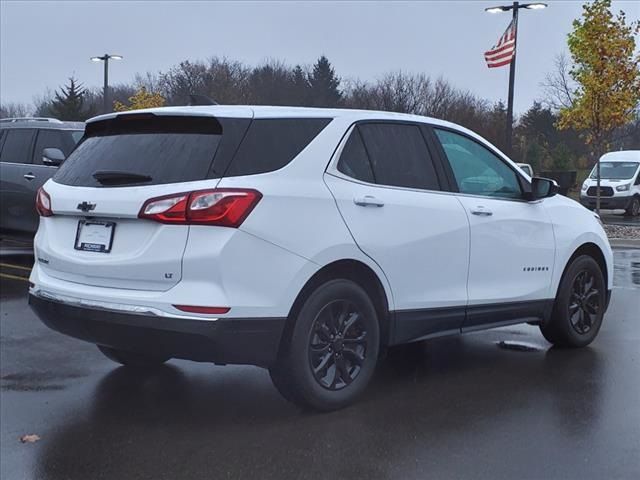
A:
1 251 639 480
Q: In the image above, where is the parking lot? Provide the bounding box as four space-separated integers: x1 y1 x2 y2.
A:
0 248 638 480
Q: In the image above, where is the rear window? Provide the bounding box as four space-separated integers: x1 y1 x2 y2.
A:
54 114 330 187
225 118 331 177
55 115 232 187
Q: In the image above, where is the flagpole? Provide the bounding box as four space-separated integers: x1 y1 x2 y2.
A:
506 1 519 156
486 2 547 155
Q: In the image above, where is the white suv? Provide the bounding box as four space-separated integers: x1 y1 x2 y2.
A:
580 150 640 216
29 106 613 411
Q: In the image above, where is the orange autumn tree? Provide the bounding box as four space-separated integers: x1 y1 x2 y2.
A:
113 87 165 112
558 0 640 157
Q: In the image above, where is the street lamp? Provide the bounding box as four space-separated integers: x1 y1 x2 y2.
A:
90 54 123 114
485 2 547 155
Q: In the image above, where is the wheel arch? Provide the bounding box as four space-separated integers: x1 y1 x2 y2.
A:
280 259 392 355
556 242 609 299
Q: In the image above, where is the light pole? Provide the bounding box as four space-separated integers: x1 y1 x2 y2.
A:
91 54 123 114
485 2 547 156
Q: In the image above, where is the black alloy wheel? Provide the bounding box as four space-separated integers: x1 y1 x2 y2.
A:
540 255 605 348
568 270 601 335
308 300 368 390
269 279 380 411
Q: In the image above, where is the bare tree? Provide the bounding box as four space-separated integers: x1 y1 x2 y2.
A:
0 102 32 118
541 54 576 111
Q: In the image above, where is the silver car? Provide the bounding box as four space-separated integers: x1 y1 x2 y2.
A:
0 118 84 237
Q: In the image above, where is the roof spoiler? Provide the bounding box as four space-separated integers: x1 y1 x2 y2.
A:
188 94 218 106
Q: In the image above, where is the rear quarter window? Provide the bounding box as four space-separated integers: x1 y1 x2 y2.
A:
225 118 331 177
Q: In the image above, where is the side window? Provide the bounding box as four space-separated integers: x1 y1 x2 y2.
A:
0 129 35 164
226 118 331 177
434 128 522 199
357 123 440 190
635 169 640 186
337 128 374 183
32 129 80 165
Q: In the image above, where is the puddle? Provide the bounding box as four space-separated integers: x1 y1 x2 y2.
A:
613 250 640 288
0 370 87 392
496 341 542 352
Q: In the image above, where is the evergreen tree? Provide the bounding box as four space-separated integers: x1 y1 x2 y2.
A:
291 65 311 106
49 77 89 120
308 56 342 107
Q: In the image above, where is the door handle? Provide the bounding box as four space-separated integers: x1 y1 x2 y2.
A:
354 195 384 207
23 173 35 181
470 207 493 216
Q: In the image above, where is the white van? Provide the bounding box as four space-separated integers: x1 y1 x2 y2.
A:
580 151 640 216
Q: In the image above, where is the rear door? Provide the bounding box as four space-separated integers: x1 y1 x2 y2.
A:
37 112 251 291
325 122 470 343
432 127 555 329
0 128 36 233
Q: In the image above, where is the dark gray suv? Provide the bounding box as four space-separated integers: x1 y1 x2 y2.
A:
0 118 84 237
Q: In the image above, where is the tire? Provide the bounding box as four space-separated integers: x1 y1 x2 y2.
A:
98 345 170 368
540 255 606 348
625 196 640 217
269 279 380 411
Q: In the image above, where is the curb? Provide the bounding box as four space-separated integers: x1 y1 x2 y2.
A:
609 239 640 250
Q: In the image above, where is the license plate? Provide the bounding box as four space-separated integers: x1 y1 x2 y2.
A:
74 220 115 253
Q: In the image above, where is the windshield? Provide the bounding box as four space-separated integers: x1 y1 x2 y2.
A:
590 162 639 180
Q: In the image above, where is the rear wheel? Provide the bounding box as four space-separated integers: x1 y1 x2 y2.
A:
98 345 170 368
269 279 380 411
540 255 605 348
625 196 640 217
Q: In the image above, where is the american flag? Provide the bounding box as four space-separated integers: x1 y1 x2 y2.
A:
484 19 517 68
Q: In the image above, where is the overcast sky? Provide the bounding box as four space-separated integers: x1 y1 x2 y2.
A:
1 0 638 113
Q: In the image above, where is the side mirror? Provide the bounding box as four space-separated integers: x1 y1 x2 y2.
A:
527 177 559 201
42 148 65 166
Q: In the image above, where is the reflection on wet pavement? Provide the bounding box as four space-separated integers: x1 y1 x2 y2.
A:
613 249 640 287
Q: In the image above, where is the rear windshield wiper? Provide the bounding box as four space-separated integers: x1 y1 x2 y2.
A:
93 170 152 186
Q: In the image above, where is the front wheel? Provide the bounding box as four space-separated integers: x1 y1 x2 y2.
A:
269 279 380 411
625 197 640 217
540 255 606 348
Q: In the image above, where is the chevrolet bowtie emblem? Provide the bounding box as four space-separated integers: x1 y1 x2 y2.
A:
77 201 96 212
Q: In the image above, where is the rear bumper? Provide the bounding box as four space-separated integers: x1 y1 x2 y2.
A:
29 293 286 367
580 195 631 210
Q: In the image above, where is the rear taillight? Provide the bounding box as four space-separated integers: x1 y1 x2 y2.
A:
36 187 53 217
138 189 262 227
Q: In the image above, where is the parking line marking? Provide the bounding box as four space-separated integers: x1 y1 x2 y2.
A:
0 262 32 272
0 272 29 282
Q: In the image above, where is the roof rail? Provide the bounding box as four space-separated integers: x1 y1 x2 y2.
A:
0 117 63 124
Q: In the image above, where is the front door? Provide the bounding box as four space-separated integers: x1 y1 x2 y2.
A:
432 127 556 329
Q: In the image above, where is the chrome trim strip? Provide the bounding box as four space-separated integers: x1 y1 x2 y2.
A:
30 288 219 321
